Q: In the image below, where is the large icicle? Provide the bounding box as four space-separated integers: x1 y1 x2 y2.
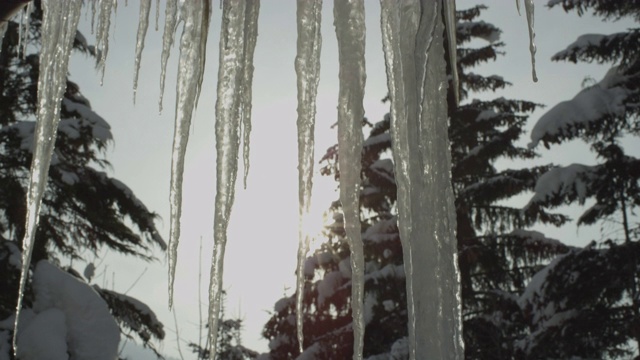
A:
380 1 463 359
294 0 322 353
523 0 538 82
167 0 210 309
132 0 152 102
209 0 259 356
159 0 179 112
13 0 83 354
334 1 366 359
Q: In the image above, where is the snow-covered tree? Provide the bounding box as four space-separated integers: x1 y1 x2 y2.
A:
0 4 165 358
518 1 640 358
260 6 569 359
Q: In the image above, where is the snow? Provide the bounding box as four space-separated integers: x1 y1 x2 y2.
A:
552 33 605 60
294 0 323 352
25 260 120 360
317 271 343 306
526 164 595 206
529 67 629 148
16 308 68 360
363 292 377 325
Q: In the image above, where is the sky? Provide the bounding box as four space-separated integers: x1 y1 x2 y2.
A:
58 1 638 359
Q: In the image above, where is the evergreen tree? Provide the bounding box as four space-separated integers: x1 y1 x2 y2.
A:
0 3 166 357
518 1 640 358
188 291 258 360
261 6 568 359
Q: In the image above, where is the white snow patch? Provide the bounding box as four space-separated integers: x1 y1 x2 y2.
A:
529 67 629 148
30 260 120 360
527 164 595 206
16 308 68 360
363 292 377 325
317 271 343 306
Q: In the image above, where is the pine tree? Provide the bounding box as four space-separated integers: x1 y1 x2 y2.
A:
261 6 569 359
0 3 166 357
518 1 640 358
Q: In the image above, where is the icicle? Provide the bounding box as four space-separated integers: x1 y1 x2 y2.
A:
443 0 459 105
13 0 82 355
91 0 97 34
19 2 33 57
294 0 322 353
380 1 463 358
95 0 115 82
133 0 152 103
240 1 260 189
159 0 178 112
0 23 7 51
516 0 521 16
334 1 366 359
209 0 259 356
155 0 160 31
167 0 210 309
523 0 538 82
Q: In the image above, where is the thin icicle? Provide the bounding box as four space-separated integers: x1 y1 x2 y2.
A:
133 0 152 103
159 0 179 112
209 0 254 356
443 0 459 105
380 1 463 358
294 0 322 353
95 0 115 83
155 0 161 31
13 0 82 355
516 0 521 16
334 1 366 359
91 0 97 34
167 0 210 309
523 0 538 82
240 1 260 189
19 2 33 57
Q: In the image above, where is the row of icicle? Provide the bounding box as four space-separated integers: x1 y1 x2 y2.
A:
12 0 537 359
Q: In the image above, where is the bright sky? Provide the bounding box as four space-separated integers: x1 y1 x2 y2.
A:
62 1 637 359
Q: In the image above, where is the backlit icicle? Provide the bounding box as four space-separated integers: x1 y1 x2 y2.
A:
13 0 82 354
133 0 152 103
19 1 33 57
334 1 366 359
95 0 114 82
168 0 210 309
159 0 178 112
523 0 538 82
209 0 259 356
240 1 260 189
443 0 459 105
380 1 463 359
294 0 322 352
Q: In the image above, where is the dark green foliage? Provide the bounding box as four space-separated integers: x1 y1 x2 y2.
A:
519 1 640 358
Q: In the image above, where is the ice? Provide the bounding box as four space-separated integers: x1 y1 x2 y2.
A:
159 0 178 112
294 0 322 353
379 1 462 358
334 1 366 358
95 0 114 82
443 0 459 104
133 0 152 102
523 0 538 82
209 0 259 356
168 0 211 309
14 0 83 354
240 2 260 189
